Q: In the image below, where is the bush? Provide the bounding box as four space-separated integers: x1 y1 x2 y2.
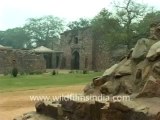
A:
12 67 18 77
83 69 88 74
52 70 58 75
69 70 74 73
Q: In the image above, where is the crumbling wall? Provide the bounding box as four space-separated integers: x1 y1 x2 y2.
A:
60 27 127 70
60 27 93 70
0 49 46 74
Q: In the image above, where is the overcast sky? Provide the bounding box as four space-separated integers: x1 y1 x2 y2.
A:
0 0 160 31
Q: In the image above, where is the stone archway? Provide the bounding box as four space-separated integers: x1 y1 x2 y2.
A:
71 51 80 69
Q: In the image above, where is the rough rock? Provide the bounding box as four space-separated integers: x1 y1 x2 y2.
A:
100 80 121 95
146 41 160 61
93 76 109 86
115 60 132 77
13 111 55 120
83 83 95 95
152 62 160 75
35 101 63 119
137 76 160 98
101 101 151 120
102 64 118 76
131 38 150 60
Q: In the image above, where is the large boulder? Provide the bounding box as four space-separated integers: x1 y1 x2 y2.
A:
131 38 150 60
35 101 63 119
101 101 151 120
102 64 118 76
13 111 55 120
137 76 160 98
115 60 132 77
100 80 121 95
146 41 160 61
152 62 160 76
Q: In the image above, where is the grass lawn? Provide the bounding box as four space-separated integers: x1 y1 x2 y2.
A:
0 72 102 92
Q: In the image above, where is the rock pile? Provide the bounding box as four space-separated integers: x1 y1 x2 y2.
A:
84 22 160 98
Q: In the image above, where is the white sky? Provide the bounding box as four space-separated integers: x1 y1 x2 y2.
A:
0 0 160 30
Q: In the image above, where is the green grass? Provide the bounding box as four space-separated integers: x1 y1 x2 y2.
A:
0 72 102 92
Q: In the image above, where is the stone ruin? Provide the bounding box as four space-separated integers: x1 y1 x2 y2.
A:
14 22 160 120
0 48 46 74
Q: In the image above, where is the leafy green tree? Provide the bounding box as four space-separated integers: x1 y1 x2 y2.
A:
67 18 91 30
24 15 64 47
0 27 29 49
91 8 125 50
114 0 147 48
136 11 160 39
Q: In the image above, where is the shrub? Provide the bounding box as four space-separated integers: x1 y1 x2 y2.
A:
69 70 74 73
83 69 88 74
52 70 57 75
12 67 18 77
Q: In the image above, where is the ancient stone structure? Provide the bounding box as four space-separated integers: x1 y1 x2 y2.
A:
60 27 127 70
0 47 46 74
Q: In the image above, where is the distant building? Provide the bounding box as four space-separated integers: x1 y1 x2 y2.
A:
0 45 46 74
59 27 127 70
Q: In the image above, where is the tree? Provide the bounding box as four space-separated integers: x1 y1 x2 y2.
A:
91 8 125 50
136 11 160 39
0 27 29 49
114 0 147 48
67 18 91 30
24 15 64 48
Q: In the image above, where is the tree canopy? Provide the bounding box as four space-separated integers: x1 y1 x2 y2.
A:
114 0 147 48
24 15 64 48
67 18 91 30
0 1 159 50
0 27 29 49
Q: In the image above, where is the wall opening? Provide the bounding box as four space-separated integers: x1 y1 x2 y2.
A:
56 55 60 68
71 51 80 69
44 53 52 69
74 37 78 44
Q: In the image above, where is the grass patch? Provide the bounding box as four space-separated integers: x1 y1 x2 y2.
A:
0 72 102 92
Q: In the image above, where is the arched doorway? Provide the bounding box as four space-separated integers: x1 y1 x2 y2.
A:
71 51 80 69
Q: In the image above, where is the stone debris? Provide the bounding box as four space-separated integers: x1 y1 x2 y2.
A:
0 49 46 74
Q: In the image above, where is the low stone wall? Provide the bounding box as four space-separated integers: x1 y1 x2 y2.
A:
0 49 46 74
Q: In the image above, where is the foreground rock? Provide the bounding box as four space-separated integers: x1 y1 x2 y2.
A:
13 111 55 120
14 95 160 120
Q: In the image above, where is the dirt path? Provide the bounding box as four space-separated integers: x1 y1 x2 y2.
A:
0 85 84 120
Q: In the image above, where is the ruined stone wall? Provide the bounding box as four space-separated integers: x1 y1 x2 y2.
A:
60 27 93 70
0 49 46 74
60 28 127 70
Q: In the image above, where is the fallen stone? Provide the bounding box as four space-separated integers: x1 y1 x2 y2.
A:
102 64 118 76
101 101 150 120
146 41 160 61
100 80 121 95
137 76 160 98
132 38 149 60
35 101 62 119
83 83 95 95
13 111 55 120
152 62 160 75
115 60 132 77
